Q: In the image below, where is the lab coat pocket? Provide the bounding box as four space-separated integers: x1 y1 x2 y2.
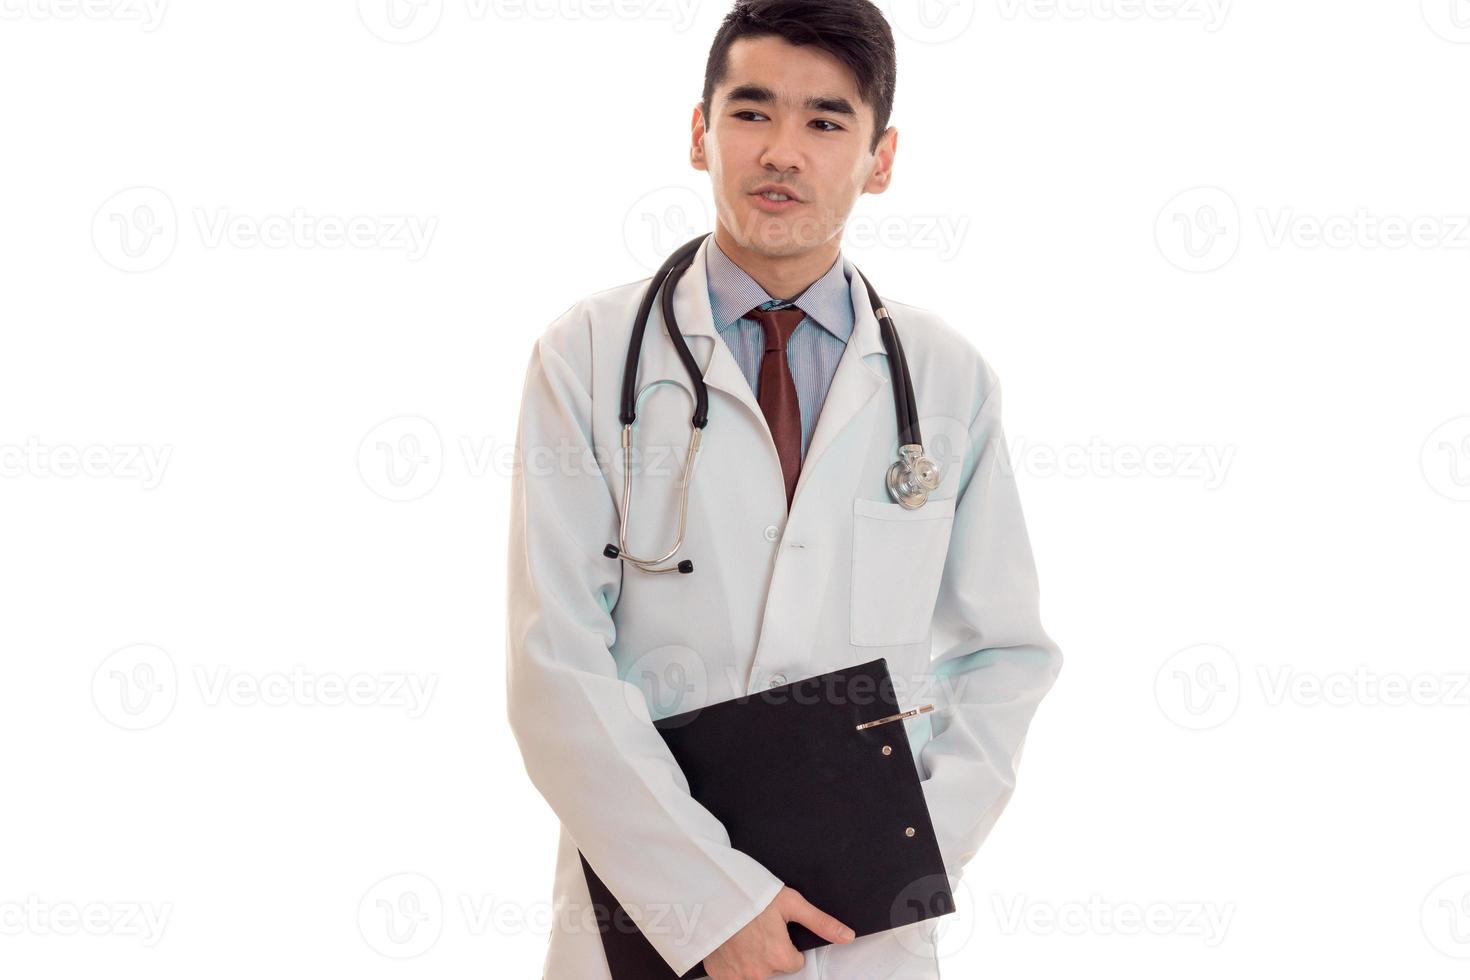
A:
849 495 957 648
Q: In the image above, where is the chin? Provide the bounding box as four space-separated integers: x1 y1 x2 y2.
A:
739 210 826 255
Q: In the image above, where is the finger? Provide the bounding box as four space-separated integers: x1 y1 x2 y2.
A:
772 943 807 975
782 891 856 945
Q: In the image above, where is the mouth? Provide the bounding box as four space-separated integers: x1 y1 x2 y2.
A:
749 184 803 213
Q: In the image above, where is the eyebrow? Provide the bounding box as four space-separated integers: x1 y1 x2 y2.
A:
723 83 857 118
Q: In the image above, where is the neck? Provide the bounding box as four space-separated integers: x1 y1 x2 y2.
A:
712 224 840 302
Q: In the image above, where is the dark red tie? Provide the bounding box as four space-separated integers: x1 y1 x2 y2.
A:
746 304 806 510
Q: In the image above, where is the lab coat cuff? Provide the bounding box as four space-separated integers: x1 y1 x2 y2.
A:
660 874 785 977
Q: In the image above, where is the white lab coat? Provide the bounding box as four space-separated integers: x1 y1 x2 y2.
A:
506 235 1062 979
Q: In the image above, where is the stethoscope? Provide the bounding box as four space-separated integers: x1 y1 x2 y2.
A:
602 232 941 575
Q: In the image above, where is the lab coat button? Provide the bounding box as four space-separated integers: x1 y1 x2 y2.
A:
763 524 779 542
768 673 787 688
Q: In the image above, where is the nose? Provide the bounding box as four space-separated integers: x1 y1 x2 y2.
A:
757 116 804 175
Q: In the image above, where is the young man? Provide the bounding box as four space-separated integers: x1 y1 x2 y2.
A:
506 2 1062 977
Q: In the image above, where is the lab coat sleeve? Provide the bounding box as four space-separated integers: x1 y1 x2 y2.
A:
505 328 786 977
917 371 1064 880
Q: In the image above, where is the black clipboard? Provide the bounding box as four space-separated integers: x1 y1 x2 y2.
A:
578 657 955 979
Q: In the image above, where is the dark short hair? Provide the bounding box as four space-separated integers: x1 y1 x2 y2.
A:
701 0 897 155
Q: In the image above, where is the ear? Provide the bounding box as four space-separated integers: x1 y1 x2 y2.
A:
690 103 709 173
862 125 898 195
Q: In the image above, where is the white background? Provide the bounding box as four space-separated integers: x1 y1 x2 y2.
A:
3 0 1469 977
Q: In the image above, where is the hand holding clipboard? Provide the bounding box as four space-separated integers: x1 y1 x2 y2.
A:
579 657 954 978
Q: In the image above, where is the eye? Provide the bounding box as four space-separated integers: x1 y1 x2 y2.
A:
811 119 843 132
733 110 768 122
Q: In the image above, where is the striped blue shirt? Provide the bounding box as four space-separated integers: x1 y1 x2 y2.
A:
704 238 854 461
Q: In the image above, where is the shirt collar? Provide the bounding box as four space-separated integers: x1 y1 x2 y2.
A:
705 236 855 342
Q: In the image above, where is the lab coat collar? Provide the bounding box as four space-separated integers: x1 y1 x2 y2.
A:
654 233 888 506
704 235 856 344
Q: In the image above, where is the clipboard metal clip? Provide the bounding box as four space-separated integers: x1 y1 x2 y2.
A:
855 703 934 731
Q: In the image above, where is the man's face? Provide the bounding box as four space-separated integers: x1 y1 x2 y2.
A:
692 34 895 258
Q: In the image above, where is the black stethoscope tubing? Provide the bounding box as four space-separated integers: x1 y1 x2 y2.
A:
618 232 922 448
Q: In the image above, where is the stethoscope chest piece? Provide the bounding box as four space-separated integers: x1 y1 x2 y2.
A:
607 232 942 571
886 443 943 510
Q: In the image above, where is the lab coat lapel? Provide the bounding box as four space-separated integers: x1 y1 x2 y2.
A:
634 238 889 511
789 255 887 508
656 236 766 427
625 236 788 520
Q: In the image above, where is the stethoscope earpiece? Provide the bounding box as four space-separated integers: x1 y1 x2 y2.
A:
605 233 937 573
